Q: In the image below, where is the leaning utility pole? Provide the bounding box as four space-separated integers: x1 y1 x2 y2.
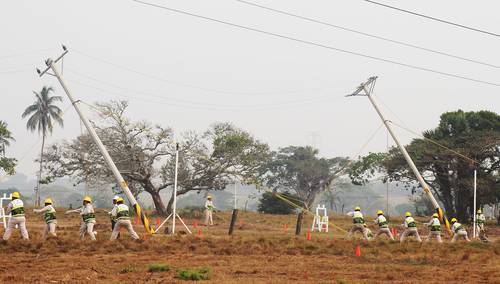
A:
37 45 154 234
347 76 451 233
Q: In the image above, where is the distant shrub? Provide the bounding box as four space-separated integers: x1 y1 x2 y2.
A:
147 263 170 272
257 191 298 215
119 266 135 274
177 267 211 281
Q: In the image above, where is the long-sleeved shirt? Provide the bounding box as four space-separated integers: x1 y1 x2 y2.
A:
374 215 388 228
34 205 55 214
426 217 441 231
452 222 465 234
347 211 364 224
476 214 486 224
109 204 118 221
110 204 131 220
67 204 95 223
6 199 25 217
34 205 57 223
205 200 215 210
402 217 417 228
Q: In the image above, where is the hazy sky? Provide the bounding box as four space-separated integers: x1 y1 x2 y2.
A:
1 0 499 181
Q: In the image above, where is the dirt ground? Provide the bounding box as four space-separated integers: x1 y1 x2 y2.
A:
0 209 499 283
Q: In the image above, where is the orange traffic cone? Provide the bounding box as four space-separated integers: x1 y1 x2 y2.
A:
307 230 312 241
355 245 361 257
134 217 140 225
197 229 202 236
156 217 161 226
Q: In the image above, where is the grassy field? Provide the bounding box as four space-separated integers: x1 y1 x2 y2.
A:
0 209 498 283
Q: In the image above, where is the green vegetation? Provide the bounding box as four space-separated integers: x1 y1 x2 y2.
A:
22 86 64 205
350 110 500 223
176 267 211 281
147 263 170 272
258 191 297 214
0 121 16 175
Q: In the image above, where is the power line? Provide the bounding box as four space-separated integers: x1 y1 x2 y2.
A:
236 0 500 69
0 48 56 62
65 68 336 109
131 0 500 88
70 47 329 97
67 76 340 111
362 0 500 38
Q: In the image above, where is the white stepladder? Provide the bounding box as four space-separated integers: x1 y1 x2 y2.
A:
311 204 329 232
0 193 13 229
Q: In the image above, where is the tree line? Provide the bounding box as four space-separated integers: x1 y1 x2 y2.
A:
1 90 498 223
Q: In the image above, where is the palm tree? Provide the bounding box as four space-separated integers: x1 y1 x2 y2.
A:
0 120 15 156
22 86 63 206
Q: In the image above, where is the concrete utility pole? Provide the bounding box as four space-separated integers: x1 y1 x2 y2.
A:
473 169 477 238
347 76 451 233
37 45 154 234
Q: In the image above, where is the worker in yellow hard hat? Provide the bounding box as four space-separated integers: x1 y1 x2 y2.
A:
373 210 394 240
204 195 215 226
65 196 97 240
108 196 120 239
33 198 58 239
346 206 369 240
2 191 29 241
425 213 442 243
475 209 489 242
450 218 470 243
400 212 422 243
110 197 139 240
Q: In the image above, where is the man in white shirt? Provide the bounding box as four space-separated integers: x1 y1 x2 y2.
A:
33 198 57 239
2 191 29 241
66 196 97 240
205 196 215 226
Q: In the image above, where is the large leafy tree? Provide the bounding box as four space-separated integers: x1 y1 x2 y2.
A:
0 121 16 175
42 100 270 215
263 146 350 210
350 110 500 222
22 86 63 206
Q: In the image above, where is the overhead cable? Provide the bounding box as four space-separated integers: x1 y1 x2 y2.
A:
131 0 500 88
236 0 500 69
362 0 500 38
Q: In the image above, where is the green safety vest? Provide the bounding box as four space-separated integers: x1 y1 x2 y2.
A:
82 213 96 223
44 207 57 223
406 217 416 228
11 200 25 217
377 216 388 228
429 218 441 231
353 211 364 224
116 204 130 220
454 223 464 233
476 215 485 224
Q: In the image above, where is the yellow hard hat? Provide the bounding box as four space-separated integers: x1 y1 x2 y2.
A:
83 196 92 203
207 196 212 199
354 206 361 211
451 218 457 223
116 197 124 203
477 209 482 214
377 210 383 215
11 191 20 199
432 213 439 218
405 212 412 217
44 198 53 205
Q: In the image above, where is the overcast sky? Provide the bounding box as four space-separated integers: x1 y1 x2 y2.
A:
1 0 499 181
